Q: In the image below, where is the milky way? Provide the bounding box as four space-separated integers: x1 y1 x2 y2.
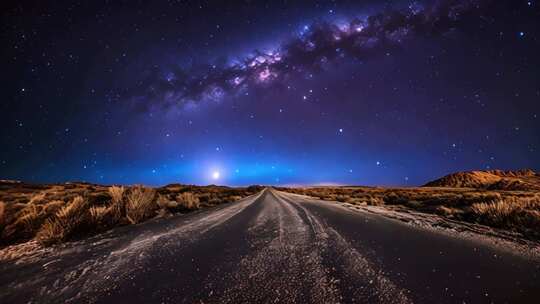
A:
131 0 486 109
3 0 539 185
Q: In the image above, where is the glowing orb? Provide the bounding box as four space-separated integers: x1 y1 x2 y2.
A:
212 171 220 180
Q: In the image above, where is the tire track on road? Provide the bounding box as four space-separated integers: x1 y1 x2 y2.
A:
275 190 412 304
212 189 341 303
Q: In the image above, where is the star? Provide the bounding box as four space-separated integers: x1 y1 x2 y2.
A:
3 0 539 189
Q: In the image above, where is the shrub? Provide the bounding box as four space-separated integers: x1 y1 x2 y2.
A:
229 195 242 202
383 192 408 205
405 200 423 208
176 192 200 210
367 196 385 206
197 193 211 203
125 186 156 224
157 194 178 209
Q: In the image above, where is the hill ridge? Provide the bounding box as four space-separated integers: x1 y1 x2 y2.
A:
424 169 540 190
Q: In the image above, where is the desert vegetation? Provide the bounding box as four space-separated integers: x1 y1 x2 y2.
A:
0 181 262 247
277 186 540 240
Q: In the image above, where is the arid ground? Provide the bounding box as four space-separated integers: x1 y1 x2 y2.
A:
0 181 263 249
276 169 540 243
1 170 539 303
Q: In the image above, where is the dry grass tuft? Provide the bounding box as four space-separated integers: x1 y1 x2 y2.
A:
42 200 64 215
38 219 65 245
28 192 47 204
278 186 540 239
125 186 156 224
36 196 89 245
108 186 125 204
55 196 87 219
471 200 512 219
106 186 127 224
0 201 5 227
0 182 260 247
19 204 42 229
176 192 200 210
470 196 540 231
89 206 109 224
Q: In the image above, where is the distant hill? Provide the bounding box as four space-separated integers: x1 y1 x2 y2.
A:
424 169 540 191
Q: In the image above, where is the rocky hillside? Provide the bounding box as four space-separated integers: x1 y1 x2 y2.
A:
424 169 540 191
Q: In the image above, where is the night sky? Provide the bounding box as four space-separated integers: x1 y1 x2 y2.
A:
1 0 539 186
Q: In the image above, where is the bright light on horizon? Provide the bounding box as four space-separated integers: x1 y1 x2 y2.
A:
212 171 221 180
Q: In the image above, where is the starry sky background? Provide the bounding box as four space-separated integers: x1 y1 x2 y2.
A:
1 0 539 186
